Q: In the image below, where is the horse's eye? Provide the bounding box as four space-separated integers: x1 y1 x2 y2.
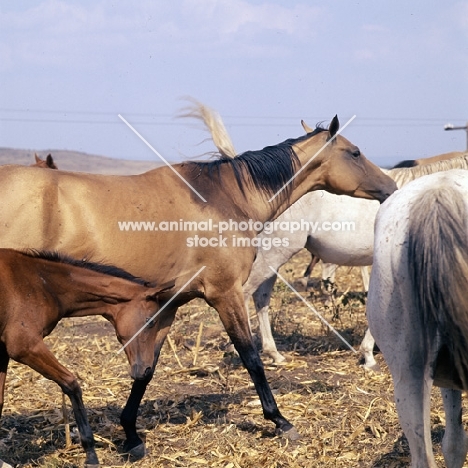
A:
351 149 360 158
145 316 156 328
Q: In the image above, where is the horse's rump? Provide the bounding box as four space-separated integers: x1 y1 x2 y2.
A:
407 185 468 389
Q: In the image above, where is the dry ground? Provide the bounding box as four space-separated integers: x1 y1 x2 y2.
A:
0 250 463 467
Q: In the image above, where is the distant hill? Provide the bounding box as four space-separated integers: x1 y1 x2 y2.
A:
0 148 164 175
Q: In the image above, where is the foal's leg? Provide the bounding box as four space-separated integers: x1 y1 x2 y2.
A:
440 388 468 468
210 288 299 439
120 307 177 458
252 275 285 364
18 341 98 467
0 344 9 419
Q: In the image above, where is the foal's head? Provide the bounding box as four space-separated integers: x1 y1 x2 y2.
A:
110 282 174 381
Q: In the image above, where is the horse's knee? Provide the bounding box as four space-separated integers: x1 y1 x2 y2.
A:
60 376 82 397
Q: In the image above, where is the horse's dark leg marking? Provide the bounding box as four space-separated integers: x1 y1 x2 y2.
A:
120 307 178 458
211 290 299 439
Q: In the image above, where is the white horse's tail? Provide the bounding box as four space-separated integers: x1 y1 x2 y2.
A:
179 97 237 159
408 185 468 388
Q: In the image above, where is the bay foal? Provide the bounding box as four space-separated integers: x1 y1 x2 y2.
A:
0 249 171 467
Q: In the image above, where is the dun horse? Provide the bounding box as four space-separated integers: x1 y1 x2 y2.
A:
0 249 171 467
367 170 468 467
0 103 396 457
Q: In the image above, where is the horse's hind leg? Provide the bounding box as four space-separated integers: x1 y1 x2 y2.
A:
441 388 468 468
120 307 178 459
210 288 299 440
392 366 437 467
252 275 285 364
0 344 9 419
359 328 380 371
16 341 99 467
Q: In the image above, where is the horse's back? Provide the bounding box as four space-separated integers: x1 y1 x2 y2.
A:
0 165 155 255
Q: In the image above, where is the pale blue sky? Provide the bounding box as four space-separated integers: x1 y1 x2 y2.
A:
0 0 467 166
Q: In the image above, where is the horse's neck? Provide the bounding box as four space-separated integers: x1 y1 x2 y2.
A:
213 168 322 225
49 268 140 319
156 147 324 227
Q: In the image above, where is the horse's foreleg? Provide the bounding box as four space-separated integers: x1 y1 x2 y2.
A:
18 341 98 467
120 307 177 458
211 290 299 440
252 275 285 364
441 388 468 468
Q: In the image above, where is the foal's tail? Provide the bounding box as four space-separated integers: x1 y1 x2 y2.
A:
408 185 468 388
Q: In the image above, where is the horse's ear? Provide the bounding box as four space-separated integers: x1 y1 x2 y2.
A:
146 280 176 301
328 115 340 139
301 120 314 134
46 154 55 168
35 153 41 163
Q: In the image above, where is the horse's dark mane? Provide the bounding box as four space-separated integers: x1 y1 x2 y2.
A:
392 159 417 168
187 126 327 199
22 250 148 286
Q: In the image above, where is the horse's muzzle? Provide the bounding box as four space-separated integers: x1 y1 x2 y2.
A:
379 180 399 203
130 364 153 381
372 183 398 203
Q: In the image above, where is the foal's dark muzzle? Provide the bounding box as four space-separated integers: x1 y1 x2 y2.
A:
131 364 153 381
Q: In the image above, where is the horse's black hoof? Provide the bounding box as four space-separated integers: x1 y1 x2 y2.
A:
125 442 146 460
275 426 301 441
84 454 99 467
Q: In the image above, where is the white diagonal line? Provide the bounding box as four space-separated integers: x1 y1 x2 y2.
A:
268 115 357 203
118 114 207 202
269 266 357 353
117 266 206 354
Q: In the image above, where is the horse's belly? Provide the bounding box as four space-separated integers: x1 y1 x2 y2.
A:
307 237 373 266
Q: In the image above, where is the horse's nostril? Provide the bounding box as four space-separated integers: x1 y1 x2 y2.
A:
131 364 153 380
